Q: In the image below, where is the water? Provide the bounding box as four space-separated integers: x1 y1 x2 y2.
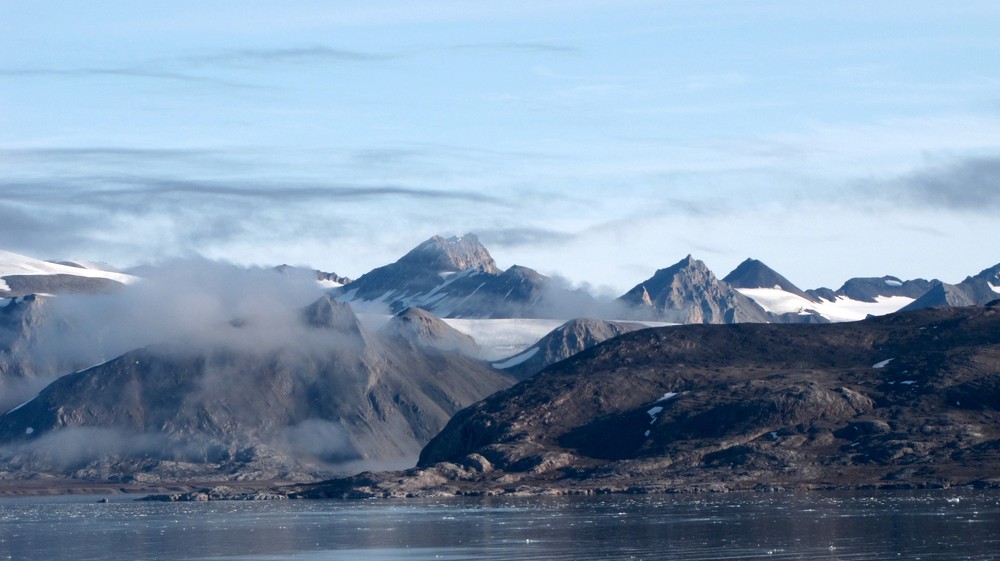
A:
1 491 998 560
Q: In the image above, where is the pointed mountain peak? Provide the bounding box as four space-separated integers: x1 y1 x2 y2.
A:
400 233 500 274
723 258 812 300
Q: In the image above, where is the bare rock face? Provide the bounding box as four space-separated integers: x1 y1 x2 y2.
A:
619 255 770 323
298 303 1000 497
0 296 515 482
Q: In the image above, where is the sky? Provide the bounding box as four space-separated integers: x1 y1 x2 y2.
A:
2 0 999 294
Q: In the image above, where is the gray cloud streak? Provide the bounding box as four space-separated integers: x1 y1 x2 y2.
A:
0 67 257 89
187 45 396 66
902 156 1000 210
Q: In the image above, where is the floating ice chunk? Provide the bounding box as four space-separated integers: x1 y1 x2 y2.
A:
872 358 894 369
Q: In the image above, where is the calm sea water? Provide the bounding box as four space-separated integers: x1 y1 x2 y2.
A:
1 491 997 560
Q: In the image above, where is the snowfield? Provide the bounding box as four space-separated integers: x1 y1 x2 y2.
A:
444 318 565 360
0 249 136 285
736 287 915 322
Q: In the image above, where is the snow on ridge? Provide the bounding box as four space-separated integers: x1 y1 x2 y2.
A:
990 283 1000 294
657 392 678 402
0 249 136 285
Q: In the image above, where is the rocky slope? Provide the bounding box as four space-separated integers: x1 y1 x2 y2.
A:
492 318 648 380
294 301 1000 498
903 263 1000 311
0 296 515 483
378 306 480 357
619 255 770 323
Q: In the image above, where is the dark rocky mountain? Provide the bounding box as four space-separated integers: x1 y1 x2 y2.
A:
334 234 599 319
807 276 934 304
902 263 1000 312
619 255 770 324
723 258 817 302
294 302 1000 498
0 296 515 482
493 318 648 380
378 307 479 357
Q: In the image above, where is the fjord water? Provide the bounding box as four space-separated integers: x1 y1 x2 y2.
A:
1 492 997 560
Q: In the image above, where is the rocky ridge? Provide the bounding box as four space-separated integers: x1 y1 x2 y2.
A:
293 301 1000 498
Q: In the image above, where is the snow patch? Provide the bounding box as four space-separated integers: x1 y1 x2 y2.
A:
872 358 894 369
900 380 917 385
990 283 1000 294
317 279 343 289
647 406 663 425
884 279 903 287
492 346 539 369
736 287 914 322
657 392 678 402
0 278 9 293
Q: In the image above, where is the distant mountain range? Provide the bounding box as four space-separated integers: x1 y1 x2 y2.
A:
4 236 997 325
0 236 997 486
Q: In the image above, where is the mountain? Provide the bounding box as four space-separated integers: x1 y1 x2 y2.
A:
274 264 352 288
378 307 479 357
902 263 1000 312
294 302 1000 498
723 258 817 302
490 318 648 380
724 259 935 323
619 255 770 323
0 296 515 482
334 234 598 319
807 276 935 304
0 249 135 298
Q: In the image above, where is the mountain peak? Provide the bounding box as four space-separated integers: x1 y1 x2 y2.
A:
619 255 769 323
401 233 500 274
723 258 814 301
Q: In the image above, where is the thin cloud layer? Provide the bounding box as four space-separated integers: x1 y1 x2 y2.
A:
903 156 1000 210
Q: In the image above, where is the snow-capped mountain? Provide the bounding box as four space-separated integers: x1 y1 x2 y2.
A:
723 258 937 323
0 249 136 298
619 255 770 323
333 234 598 319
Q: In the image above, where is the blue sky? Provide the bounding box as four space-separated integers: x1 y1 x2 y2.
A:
2 1 999 293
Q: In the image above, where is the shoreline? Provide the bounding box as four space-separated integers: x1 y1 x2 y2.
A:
0 479 298 498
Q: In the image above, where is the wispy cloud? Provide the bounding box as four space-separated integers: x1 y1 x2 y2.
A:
186 45 396 66
449 41 579 54
900 155 1000 210
0 67 255 89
